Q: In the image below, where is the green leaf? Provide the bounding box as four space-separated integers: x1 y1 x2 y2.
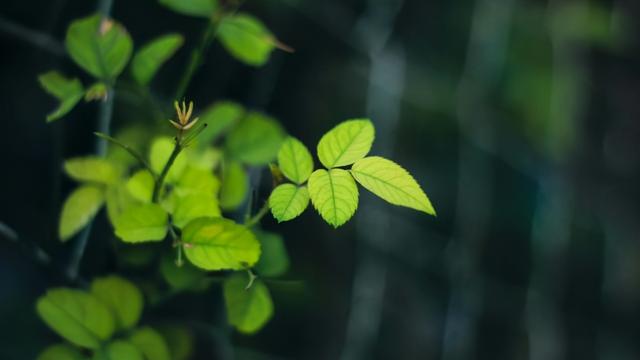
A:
94 340 143 360
114 203 168 243
159 0 217 18
64 157 120 185
223 273 273 334
307 169 359 227
219 161 248 210
277 137 313 184
156 326 194 360
126 170 155 203
226 112 285 165
160 254 206 291
175 166 220 197
66 14 133 79
106 182 139 225
268 184 309 222
132 34 184 85
317 119 375 168
197 101 245 145
59 185 105 241
90 276 143 330
38 71 84 122
218 14 278 66
36 288 115 349
182 217 261 270
37 344 86 360
84 82 109 102
150 137 188 182
255 231 289 277
350 156 436 215
129 327 171 360
172 194 221 228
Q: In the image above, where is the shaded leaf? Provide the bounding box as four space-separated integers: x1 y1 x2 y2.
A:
157 326 194 360
59 185 104 241
218 14 278 66
308 169 358 227
277 137 313 184
268 184 309 222
219 161 248 210
37 344 86 360
38 71 84 122
223 273 273 334
90 276 143 330
182 217 260 270
66 14 133 79
351 156 436 215
255 231 289 277
197 101 244 145
317 119 374 168
129 327 171 360
106 182 139 225
132 34 184 85
226 112 285 165
36 288 115 349
159 0 217 18
94 340 143 360
114 203 168 243
64 157 120 185
160 254 207 291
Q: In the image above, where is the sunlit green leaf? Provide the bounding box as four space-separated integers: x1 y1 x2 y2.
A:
218 14 279 66
36 288 115 349
150 137 188 182
90 276 143 330
308 169 358 227
160 254 207 291
64 157 120 185
268 184 309 222
255 231 289 277
223 273 273 334
59 185 104 241
186 147 222 170
317 119 375 168
94 340 143 360
129 327 171 360
38 71 84 122
126 170 155 203
351 156 436 215
219 161 248 210
182 217 260 270
66 14 133 79
132 34 184 85
114 203 168 243
173 194 221 228
226 112 285 165
175 166 220 197
159 0 217 18
197 101 244 145
37 344 86 360
277 137 313 184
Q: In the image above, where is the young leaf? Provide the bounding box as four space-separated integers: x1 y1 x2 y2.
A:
175 166 220 197
277 137 313 184
223 273 273 334
226 112 285 165
308 169 359 227
350 156 436 215
172 194 221 228
66 14 133 80
150 137 188 182
182 217 261 271
197 101 244 145
219 161 248 210
64 157 120 185
317 119 375 168
59 185 105 241
36 288 115 349
255 231 290 277
268 184 309 222
114 203 168 243
38 71 84 122
126 170 155 202
37 344 85 360
158 0 217 18
129 327 171 360
84 82 108 101
98 340 143 360
218 14 278 66
132 34 184 85
90 276 143 330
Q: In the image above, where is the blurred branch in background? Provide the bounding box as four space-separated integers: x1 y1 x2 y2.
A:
0 15 64 56
340 0 405 359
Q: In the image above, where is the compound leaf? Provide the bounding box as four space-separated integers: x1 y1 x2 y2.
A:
317 119 374 168
308 169 358 227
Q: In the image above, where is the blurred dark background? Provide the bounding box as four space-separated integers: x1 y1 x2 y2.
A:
1 0 640 359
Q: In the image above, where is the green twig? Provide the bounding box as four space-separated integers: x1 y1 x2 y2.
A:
152 140 183 203
244 201 270 228
94 132 156 178
175 19 219 100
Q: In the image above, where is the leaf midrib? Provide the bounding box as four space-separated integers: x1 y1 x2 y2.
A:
350 169 428 210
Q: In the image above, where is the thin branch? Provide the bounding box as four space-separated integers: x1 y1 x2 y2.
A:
244 201 270 228
0 15 65 56
94 132 156 177
152 140 183 203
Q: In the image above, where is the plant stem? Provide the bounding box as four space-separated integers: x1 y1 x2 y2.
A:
152 141 183 203
175 19 219 100
94 132 156 177
244 201 270 228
